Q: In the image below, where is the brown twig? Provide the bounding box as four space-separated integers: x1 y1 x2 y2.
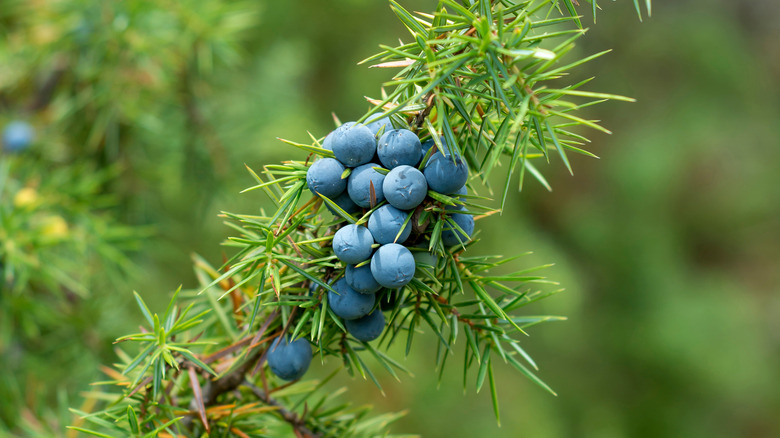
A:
181 348 265 430
410 92 436 133
244 381 322 438
435 295 476 328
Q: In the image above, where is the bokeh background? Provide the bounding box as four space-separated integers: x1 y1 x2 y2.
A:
1 0 778 436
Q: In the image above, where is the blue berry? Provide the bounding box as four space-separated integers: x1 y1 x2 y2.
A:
367 204 411 244
307 158 347 199
308 282 320 297
325 191 360 216
330 123 376 167
383 165 428 210
332 224 374 264
322 121 355 151
2 121 33 152
421 135 446 156
370 243 416 289
345 310 385 342
347 163 386 208
328 278 375 320
441 205 475 247
267 336 312 381
365 116 392 136
377 129 422 169
345 263 382 294
307 281 328 309
424 152 468 195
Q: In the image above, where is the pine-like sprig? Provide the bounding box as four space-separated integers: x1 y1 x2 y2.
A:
0 157 140 434
361 0 639 210
70 1 649 436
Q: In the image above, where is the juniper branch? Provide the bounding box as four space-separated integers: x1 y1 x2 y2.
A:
181 349 264 430
182 309 279 431
410 92 436 132
244 382 323 438
67 1 652 436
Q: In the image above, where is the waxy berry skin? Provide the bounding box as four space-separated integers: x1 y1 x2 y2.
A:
377 129 422 169
421 135 446 157
424 152 468 195
307 158 347 199
370 243 416 289
348 163 386 208
326 191 360 216
332 224 374 264
266 336 313 381
346 263 382 295
365 116 392 136
330 123 376 167
367 204 412 245
383 165 428 211
345 310 385 342
322 122 356 151
328 278 375 320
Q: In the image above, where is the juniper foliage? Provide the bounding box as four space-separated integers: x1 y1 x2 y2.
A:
0 155 140 434
0 0 256 434
69 1 650 436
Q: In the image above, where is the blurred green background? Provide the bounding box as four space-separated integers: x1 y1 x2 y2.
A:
1 0 779 436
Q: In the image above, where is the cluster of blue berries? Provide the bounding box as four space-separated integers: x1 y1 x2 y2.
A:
267 117 478 382
308 118 475 340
